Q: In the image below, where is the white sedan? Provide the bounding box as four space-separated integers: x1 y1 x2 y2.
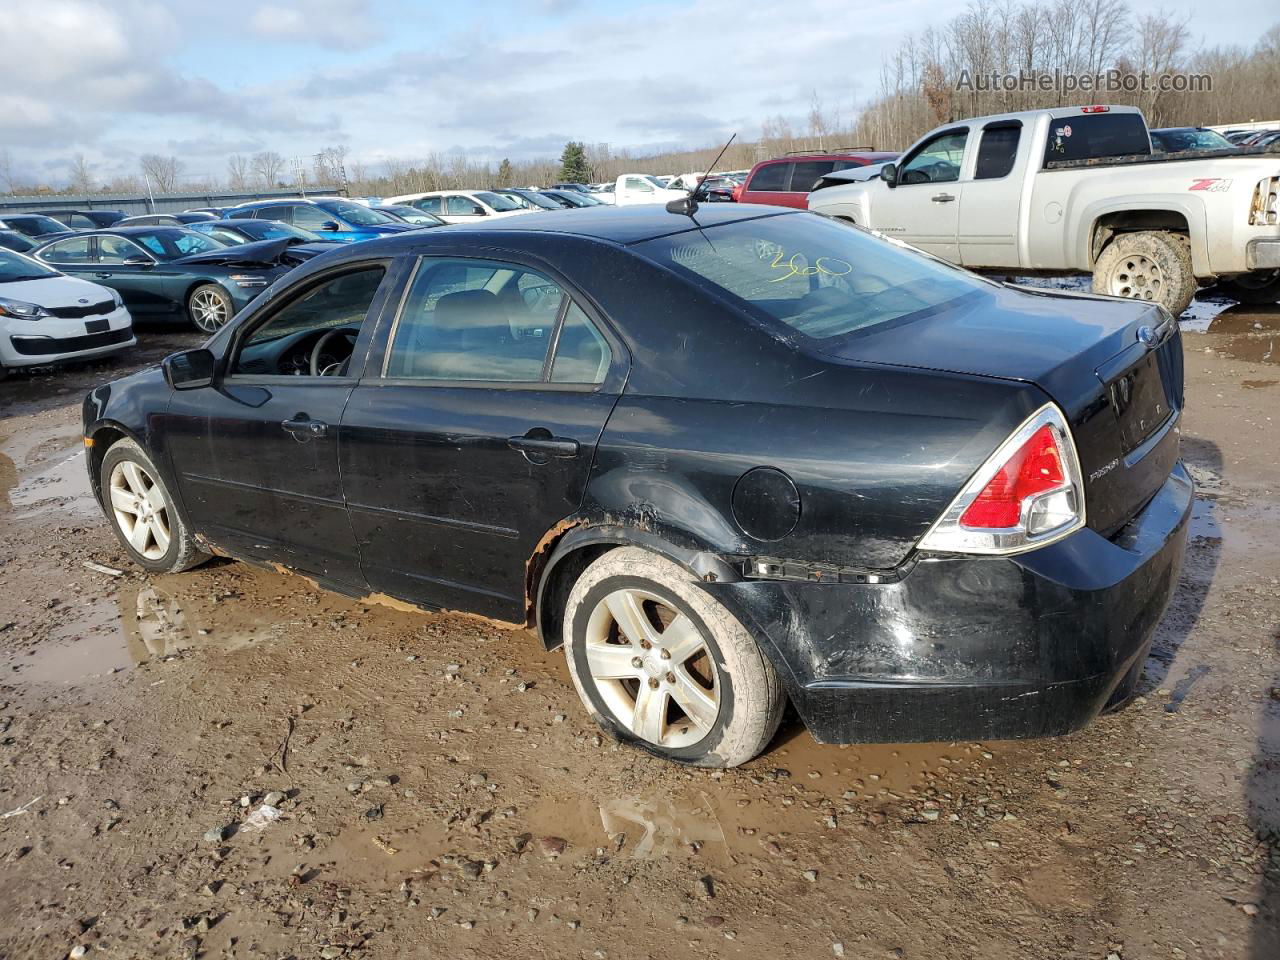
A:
382 190 532 224
0 249 134 377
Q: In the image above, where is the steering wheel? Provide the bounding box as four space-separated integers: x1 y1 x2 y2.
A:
309 327 358 376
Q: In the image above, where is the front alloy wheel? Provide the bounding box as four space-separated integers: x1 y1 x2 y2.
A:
564 547 785 767
109 460 171 559
188 284 233 333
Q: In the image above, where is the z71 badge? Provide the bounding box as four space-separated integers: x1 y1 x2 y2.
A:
1188 178 1232 192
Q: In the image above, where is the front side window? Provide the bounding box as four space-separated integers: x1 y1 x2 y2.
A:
637 214 987 345
445 195 484 216
900 130 967 184
975 124 1021 179
232 267 386 375
98 236 149 264
39 236 93 263
411 196 444 214
290 205 333 229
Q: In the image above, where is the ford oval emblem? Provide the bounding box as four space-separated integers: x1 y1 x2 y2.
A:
1136 325 1156 345
78 297 89 304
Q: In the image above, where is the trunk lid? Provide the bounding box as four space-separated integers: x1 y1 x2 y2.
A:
824 283 1184 537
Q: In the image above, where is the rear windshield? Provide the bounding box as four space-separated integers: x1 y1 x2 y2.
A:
1044 112 1151 164
635 213 988 344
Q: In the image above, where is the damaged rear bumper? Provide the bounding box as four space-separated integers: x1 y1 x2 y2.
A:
704 461 1193 744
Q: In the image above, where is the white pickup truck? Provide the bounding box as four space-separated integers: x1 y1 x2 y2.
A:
611 174 688 206
808 105 1280 314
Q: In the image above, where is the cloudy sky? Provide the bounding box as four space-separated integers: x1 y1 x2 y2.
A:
1 0 1273 188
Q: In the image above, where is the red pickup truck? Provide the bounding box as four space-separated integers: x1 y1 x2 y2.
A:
734 150 898 208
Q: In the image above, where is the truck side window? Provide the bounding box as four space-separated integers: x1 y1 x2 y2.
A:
975 124 1021 179
899 131 967 185
748 162 791 192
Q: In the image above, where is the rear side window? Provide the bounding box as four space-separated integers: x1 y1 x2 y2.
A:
1044 113 1151 164
747 162 791 192
551 303 611 384
975 124 1021 179
788 161 835 191
412 197 444 214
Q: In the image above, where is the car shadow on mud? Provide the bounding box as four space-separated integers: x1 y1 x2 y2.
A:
1249 633 1280 959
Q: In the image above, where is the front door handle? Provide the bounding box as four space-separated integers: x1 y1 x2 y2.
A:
931 193 956 203
95 272 113 278
507 434 580 461
281 416 328 439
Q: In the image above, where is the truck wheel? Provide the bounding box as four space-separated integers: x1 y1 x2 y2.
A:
563 547 785 768
100 438 211 574
1219 270 1280 305
1092 231 1196 316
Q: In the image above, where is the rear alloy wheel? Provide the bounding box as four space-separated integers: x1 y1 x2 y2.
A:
100 438 210 574
1092 231 1196 316
563 547 785 767
187 284 233 333
1219 270 1280 305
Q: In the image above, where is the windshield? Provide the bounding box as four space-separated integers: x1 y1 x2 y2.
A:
318 200 398 226
1152 129 1233 152
130 229 228 260
636 213 988 344
0 249 59 282
12 215 70 236
472 191 523 212
503 190 560 211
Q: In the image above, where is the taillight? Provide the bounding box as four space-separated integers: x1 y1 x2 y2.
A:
918 404 1085 555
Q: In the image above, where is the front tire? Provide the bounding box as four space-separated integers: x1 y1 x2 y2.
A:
1219 270 1280 305
100 438 210 574
563 547 785 767
187 284 234 333
1092 231 1196 316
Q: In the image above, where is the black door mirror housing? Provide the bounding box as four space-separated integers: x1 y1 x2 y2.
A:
321 220 342 231
162 348 216 390
880 163 898 187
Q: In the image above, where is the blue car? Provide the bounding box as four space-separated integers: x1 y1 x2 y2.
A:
225 198 419 243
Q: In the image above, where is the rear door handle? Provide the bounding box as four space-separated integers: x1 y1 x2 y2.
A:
507 435 580 460
95 272 113 279
931 193 956 203
281 416 328 439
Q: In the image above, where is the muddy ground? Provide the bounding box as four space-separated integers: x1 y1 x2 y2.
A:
0 300 1277 960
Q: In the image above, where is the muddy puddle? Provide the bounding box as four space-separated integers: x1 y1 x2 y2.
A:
5 578 264 687
0 419 95 517
1191 304 1280 365
530 735 989 862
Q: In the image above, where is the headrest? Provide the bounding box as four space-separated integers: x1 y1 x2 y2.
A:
433 289 507 332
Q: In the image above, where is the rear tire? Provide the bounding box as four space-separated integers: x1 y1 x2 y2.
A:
1092 231 1196 316
100 438 210 574
563 547 785 768
187 284 234 334
1219 270 1280 305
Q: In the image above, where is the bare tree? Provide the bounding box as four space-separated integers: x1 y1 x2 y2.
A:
69 154 94 194
139 154 182 193
250 151 285 189
0 148 16 194
226 154 251 191
313 145 348 186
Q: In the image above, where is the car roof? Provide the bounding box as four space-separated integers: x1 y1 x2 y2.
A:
385 203 796 246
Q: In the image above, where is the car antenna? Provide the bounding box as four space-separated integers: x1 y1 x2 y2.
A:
667 133 736 216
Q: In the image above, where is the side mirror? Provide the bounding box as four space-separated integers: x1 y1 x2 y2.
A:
162 348 216 391
879 163 898 187
321 220 341 231
123 255 153 267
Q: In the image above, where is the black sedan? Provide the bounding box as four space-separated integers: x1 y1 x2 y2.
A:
186 217 347 252
0 213 77 241
41 209 128 229
116 212 219 227
0 229 37 253
81 205 1190 766
33 227 312 333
